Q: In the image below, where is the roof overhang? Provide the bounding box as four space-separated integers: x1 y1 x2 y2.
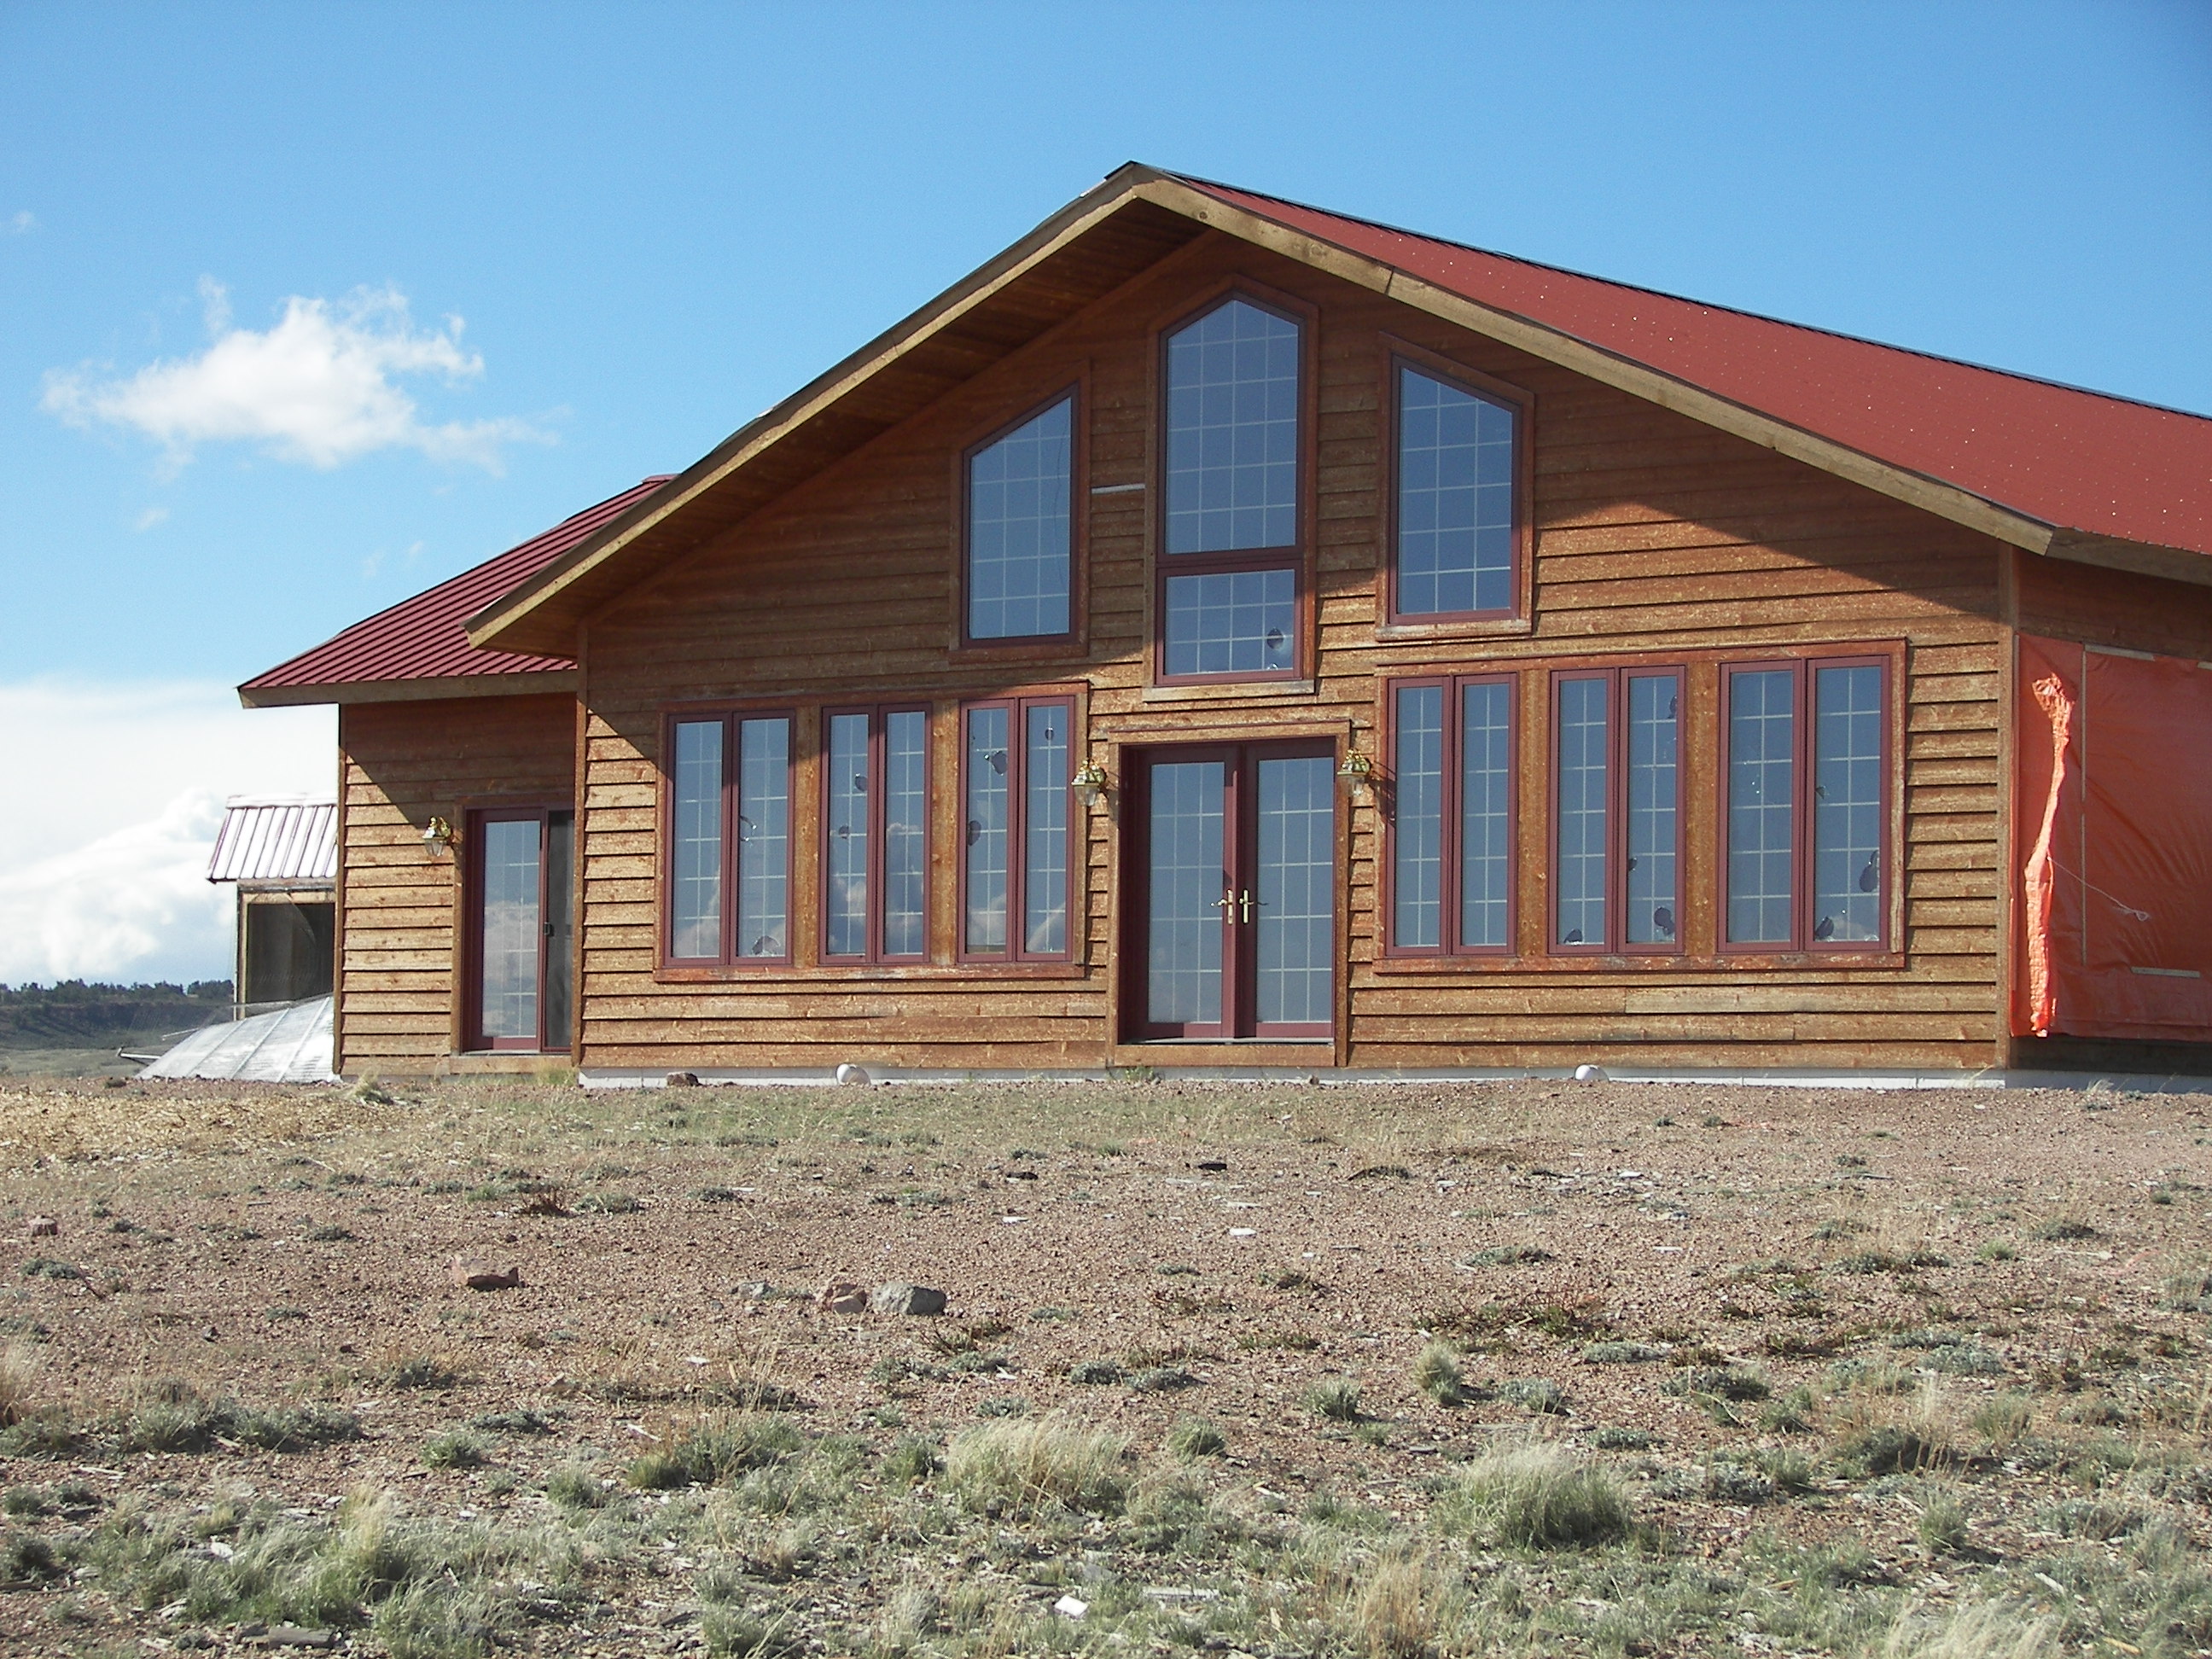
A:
467 166 2207 656
238 670 579 709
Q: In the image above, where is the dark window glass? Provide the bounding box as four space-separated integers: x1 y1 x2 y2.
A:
671 720 724 961
1391 684 1444 950
1813 665 1883 942
1165 300 1300 555
1459 680 1513 947
1162 568 1295 677
1396 365 1515 616
968 396 1073 640
1726 668 1797 944
1554 677 1609 947
735 717 789 958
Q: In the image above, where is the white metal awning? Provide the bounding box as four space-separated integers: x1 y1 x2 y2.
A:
207 797 336 885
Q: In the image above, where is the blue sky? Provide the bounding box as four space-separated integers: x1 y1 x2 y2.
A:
2 1 2208 983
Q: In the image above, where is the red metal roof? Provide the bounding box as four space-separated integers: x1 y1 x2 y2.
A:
1182 177 2212 559
242 477 672 698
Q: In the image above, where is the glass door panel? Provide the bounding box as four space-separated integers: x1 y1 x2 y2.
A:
542 811 574 1051
1253 754 1334 1034
1145 759 1227 1034
1133 744 1336 1041
477 817 543 1049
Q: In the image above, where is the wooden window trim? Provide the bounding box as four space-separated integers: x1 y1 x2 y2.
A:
1718 652 1896 958
957 693 1079 965
1379 335 1535 637
1150 280 1318 688
819 701 932 965
655 704 798 972
1545 666 1688 959
1380 672 1520 959
951 377 1088 661
460 798 573 1054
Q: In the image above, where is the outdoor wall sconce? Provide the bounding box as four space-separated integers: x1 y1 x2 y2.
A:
1071 762 1110 809
422 816 457 852
1336 751 1375 800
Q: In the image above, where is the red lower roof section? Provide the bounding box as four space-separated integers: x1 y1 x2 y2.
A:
1186 178 2212 559
242 477 672 696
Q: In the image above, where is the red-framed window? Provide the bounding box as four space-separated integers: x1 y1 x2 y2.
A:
1155 288 1312 684
1721 655 1891 952
821 704 930 963
464 804 574 1052
958 696 1076 962
962 388 1080 649
1386 351 1530 626
664 709 795 967
1549 666 1686 955
1386 673 1518 955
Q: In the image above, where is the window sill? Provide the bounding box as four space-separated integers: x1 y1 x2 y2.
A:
653 961 1093 984
1366 951 1908 975
1376 617 1534 644
1141 678 1318 704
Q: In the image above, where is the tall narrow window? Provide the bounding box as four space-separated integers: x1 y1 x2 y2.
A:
961 696 1075 961
1550 667 1682 953
1159 294 1303 681
967 394 1074 642
824 705 931 963
1387 673 1517 956
1723 656 1891 951
1393 361 1520 620
663 711 794 967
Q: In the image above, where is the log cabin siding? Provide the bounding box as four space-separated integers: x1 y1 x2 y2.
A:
563 232 2013 1072
335 695 575 1073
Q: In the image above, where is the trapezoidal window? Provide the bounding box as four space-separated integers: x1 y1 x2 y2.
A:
666 711 795 966
1158 295 1304 682
1392 359 1522 621
1549 667 1685 954
1387 674 1517 955
960 696 1075 961
1722 656 1890 952
823 705 931 963
966 393 1074 643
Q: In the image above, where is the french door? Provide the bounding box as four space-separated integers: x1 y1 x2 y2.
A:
468 807 574 1052
1129 742 1336 1040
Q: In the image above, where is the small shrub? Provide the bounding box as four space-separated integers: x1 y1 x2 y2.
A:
1067 1359 1123 1385
1976 1239 2018 1264
1306 1377 1363 1422
1442 1442 1629 1549
881 1435 941 1484
1340 1551 1457 1659
380 1353 461 1391
975 1394 1030 1417
1165 1416 1226 1459
469 1407 561 1435
1412 1342 1466 1405
1761 1386 1819 1435
1459 1245 1553 1268
422 1430 491 1470
0 1344 38 1428
19 1260 82 1281
302 1223 354 1243
1704 1458 1776 1505
1918 1489 1969 1554
627 1412 803 1489
1496 1377 1567 1415
544 1464 603 1509
944 1416 1130 1515
2029 1218 2098 1242
1580 1341 1665 1365
1970 1392 2033 1449
1879 1600 2057 1659
1129 1366 1196 1394
1589 1426 1652 1451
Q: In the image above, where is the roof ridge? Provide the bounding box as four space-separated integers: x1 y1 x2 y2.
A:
1169 170 2212 427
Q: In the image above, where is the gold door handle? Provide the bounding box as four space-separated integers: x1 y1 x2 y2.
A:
1240 890 1255 923
1213 891 1236 914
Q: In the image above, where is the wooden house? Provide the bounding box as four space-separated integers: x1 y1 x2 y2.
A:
242 166 2212 1081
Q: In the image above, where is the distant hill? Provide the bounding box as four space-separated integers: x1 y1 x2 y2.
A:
0 981 236 1051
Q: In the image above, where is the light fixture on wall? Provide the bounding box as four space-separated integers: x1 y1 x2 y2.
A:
1071 762 1109 809
1336 750 1375 801
422 816 457 852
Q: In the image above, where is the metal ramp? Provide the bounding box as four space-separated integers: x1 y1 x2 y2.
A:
137 996 338 1085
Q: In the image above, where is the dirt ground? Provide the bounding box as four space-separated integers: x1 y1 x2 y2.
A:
0 1071 2206 1657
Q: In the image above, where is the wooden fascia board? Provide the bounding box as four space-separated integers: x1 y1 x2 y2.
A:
2042 529 2212 589
466 166 1179 654
238 671 579 709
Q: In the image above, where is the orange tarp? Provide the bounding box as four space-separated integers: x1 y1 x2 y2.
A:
2013 635 2212 1041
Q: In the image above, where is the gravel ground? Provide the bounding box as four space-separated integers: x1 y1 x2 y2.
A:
0 1072 2205 1656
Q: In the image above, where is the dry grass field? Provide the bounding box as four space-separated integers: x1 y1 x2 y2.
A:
0 1070 2206 1658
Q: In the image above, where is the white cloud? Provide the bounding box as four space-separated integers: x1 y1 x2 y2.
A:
42 278 550 474
134 505 169 532
0 680 332 985
8 211 34 235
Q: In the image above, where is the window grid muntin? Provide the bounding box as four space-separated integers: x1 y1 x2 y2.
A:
662 710 795 969
1813 665 1884 944
1165 299 1301 556
670 719 725 962
734 717 791 960
1545 666 1687 957
1394 362 1517 619
965 392 1075 643
1552 675 1610 949
823 704 931 963
1385 672 1517 958
1623 672 1682 946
